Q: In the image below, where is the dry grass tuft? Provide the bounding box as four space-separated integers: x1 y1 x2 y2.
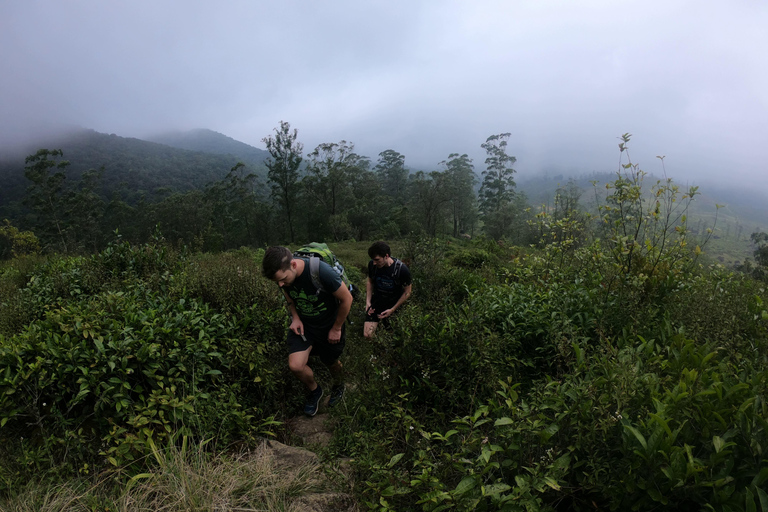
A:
1 440 354 512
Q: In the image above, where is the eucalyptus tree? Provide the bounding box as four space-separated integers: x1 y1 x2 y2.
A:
145 189 214 250
23 149 71 252
23 149 106 253
441 153 477 238
346 167 382 240
374 149 408 201
204 162 269 248
303 140 370 240
68 166 106 252
409 170 450 237
479 133 521 239
263 121 303 243
479 133 517 214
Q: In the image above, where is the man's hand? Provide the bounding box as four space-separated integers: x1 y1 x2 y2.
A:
290 317 304 336
328 325 343 344
378 308 394 319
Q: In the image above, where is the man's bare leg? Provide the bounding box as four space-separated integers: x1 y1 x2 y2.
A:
326 359 343 382
288 347 317 391
363 321 378 338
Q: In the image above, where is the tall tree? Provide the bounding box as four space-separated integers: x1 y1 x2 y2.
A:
409 170 449 237
346 167 382 240
23 149 71 252
479 133 521 240
67 166 106 252
441 153 477 238
205 162 268 248
479 133 517 215
303 141 370 240
263 121 303 243
374 149 408 201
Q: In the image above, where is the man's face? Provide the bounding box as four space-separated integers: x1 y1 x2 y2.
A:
372 255 388 268
272 262 298 287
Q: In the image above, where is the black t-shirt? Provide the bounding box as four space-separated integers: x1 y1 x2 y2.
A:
283 257 342 328
368 258 412 305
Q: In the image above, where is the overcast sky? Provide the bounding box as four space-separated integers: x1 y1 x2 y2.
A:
2 0 767 190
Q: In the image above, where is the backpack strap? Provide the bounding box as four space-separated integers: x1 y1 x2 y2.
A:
308 254 355 325
392 258 403 284
307 255 324 295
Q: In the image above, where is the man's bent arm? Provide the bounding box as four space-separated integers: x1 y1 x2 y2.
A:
332 283 353 330
282 289 304 334
390 284 412 313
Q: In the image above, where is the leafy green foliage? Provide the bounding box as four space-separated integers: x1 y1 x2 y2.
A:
738 232 768 282
1 286 245 473
334 140 768 512
0 240 290 493
0 219 40 260
263 121 304 243
2 134 768 511
479 133 517 215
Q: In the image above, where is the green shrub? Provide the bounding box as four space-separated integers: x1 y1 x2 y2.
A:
93 235 180 286
612 334 768 510
357 326 768 511
172 250 281 313
351 233 768 511
0 283 279 490
0 277 24 336
667 264 768 351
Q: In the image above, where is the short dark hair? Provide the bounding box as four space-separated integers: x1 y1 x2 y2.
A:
262 246 293 279
368 241 391 259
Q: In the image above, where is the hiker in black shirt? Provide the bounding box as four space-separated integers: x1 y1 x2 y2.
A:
262 246 352 416
364 241 412 338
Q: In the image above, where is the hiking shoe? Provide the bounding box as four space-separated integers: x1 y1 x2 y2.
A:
304 385 323 417
328 384 345 407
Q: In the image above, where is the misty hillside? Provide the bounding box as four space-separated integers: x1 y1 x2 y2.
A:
2 126 767 265
517 172 768 266
0 128 265 212
145 129 269 166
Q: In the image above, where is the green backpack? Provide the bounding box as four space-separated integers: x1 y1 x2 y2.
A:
293 242 358 299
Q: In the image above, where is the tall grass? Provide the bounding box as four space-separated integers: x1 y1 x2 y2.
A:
1 438 354 512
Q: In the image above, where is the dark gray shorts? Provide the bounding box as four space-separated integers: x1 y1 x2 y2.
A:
365 298 398 324
286 323 346 365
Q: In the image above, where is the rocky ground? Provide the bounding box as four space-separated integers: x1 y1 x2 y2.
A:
265 395 358 512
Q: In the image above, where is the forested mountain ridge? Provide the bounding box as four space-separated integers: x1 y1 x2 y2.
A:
1 125 767 268
0 128 264 212
145 128 270 166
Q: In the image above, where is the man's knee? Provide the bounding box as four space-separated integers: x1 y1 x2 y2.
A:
288 352 310 374
364 322 377 338
288 359 306 374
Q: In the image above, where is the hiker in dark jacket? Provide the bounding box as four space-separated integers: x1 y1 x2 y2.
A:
364 241 412 338
262 246 352 416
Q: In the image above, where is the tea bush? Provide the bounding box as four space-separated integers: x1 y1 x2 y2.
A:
172 249 279 313
0 241 293 493
1 157 767 511
341 156 768 511
0 284 275 485
356 318 768 511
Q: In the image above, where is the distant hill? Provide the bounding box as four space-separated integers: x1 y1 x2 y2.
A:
145 129 270 167
0 128 266 215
